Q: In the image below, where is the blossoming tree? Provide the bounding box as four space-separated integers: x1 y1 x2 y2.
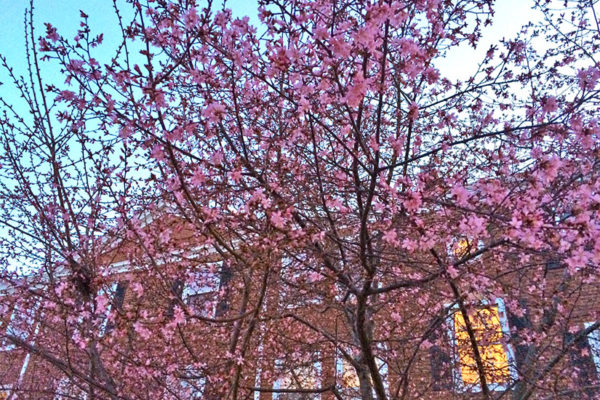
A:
1 0 600 399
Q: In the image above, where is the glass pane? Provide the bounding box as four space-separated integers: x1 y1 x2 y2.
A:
336 358 360 388
281 365 318 388
277 361 321 400
454 305 510 385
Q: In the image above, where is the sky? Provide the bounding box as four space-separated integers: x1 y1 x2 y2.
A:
0 0 259 76
0 0 539 88
0 0 541 273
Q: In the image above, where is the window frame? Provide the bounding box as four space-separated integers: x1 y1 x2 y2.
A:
1 303 21 351
181 263 221 318
178 365 206 399
447 297 518 393
253 341 264 400
335 357 360 394
1 300 39 351
98 281 125 336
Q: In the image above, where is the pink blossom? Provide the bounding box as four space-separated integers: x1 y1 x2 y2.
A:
210 151 223 166
173 306 186 325
382 229 397 244
150 145 166 161
184 7 200 29
95 294 110 314
345 75 367 108
541 96 558 113
270 211 286 229
202 102 226 123
451 185 470 206
131 282 144 297
407 102 419 121
134 322 152 340
191 168 206 185
446 265 460 278
44 23 59 42
577 66 600 90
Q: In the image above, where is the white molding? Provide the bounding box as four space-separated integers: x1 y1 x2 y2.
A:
98 282 119 336
584 322 600 378
178 365 205 399
53 377 88 400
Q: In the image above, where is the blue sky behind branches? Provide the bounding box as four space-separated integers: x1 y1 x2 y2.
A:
0 0 537 90
0 0 539 274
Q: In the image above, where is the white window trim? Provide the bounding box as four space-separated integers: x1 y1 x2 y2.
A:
178 365 205 399
254 341 264 400
447 297 518 393
584 322 600 377
53 378 68 400
98 282 119 336
16 320 40 389
182 280 214 297
253 299 269 400
273 356 322 399
1 301 39 351
1 304 20 351
53 378 88 400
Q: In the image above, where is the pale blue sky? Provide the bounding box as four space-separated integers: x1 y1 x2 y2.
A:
0 0 540 274
0 0 260 116
0 0 537 102
0 0 259 70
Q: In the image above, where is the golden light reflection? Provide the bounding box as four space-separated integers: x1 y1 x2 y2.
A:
281 365 318 389
454 305 510 386
341 360 360 388
453 238 471 258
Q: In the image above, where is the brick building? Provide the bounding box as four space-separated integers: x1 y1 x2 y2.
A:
0 218 599 400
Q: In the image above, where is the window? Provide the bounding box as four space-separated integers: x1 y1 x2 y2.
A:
163 366 205 399
254 341 264 400
1 301 37 350
450 237 485 259
452 237 472 258
545 259 562 271
337 358 360 393
335 354 388 398
449 298 517 392
0 387 10 400
273 358 322 400
1 304 21 350
182 265 220 318
585 322 600 377
54 378 87 400
178 366 205 399
98 282 127 336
